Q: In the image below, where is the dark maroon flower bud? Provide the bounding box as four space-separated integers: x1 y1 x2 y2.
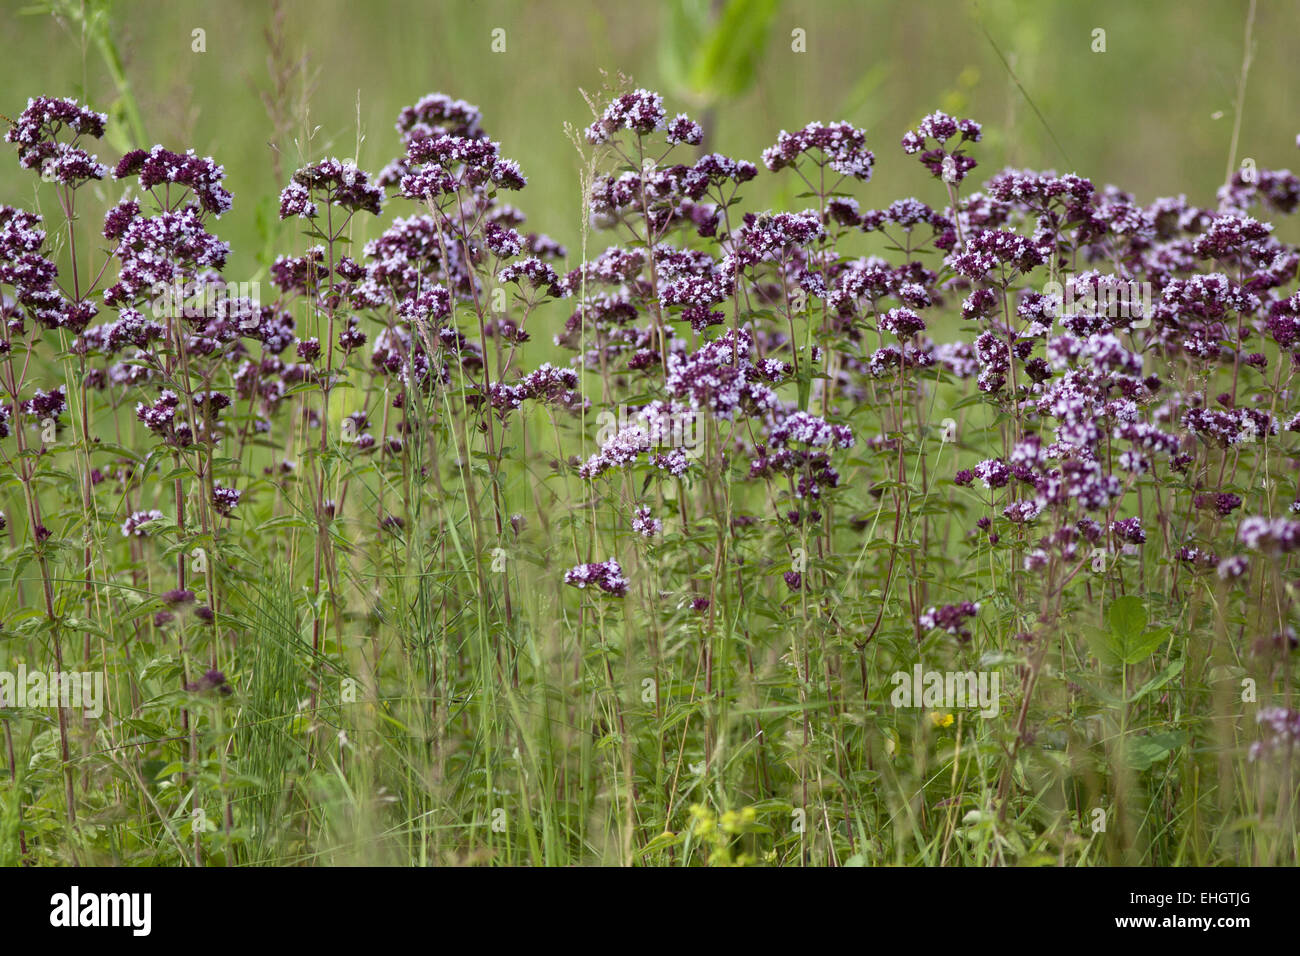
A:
212 483 242 516
666 114 704 146
1111 517 1146 544
103 199 140 239
338 317 367 352
919 602 980 641
186 668 231 694
113 145 233 215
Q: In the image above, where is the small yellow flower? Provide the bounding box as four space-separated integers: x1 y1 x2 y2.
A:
719 805 759 834
929 711 954 728
688 803 717 837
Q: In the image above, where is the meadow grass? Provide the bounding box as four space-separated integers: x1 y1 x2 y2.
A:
0 0 1297 868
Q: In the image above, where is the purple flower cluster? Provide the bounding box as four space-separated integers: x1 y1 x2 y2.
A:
919 602 981 641
585 89 669 143
1237 516 1300 554
631 506 661 537
400 134 526 201
212 483 242 516
116 145 233 216
564 559 629 597
5 96 108 186
901 111 982 184
762 121 875 181
279 159 384 219
121 509 164 537
579 423 652 479
664 327 779 419
1249 707 1300 762
490 362 584 413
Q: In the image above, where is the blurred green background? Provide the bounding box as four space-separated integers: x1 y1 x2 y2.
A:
3 0 1297 284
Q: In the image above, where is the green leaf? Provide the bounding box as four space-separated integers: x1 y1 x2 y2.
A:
660 0 712 99
1081 624 1123 671
1086 598 1169 666
637 829 684 857
1106 595 1147 640
1126 731 1186 772
1102 597 1167 665
1120 626 1171 666
661 0 780 104
1127 657 1183 703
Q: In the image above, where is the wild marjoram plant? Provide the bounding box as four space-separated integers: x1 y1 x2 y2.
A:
0 84 1298 866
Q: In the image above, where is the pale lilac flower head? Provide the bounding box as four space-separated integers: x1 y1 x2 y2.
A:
1111 517 1146 544
768 411 854 450
879 307 926 340
1249 707 1300 762
948 230 1048 280
498 258 564 298
579 425 651 479
1192 214 1272 260
395 93 484 145
121 509 164 538
632 506 662 537
1237 516 1300 554
972 458 1010 488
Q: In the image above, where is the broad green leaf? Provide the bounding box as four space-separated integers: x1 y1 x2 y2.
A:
1119 626 1171 666
1106 595 1147 640
1084 624 1120 668
1127 731 1186 771
1127 657 1183 702
1101 597 1166 664
661 0 780 103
